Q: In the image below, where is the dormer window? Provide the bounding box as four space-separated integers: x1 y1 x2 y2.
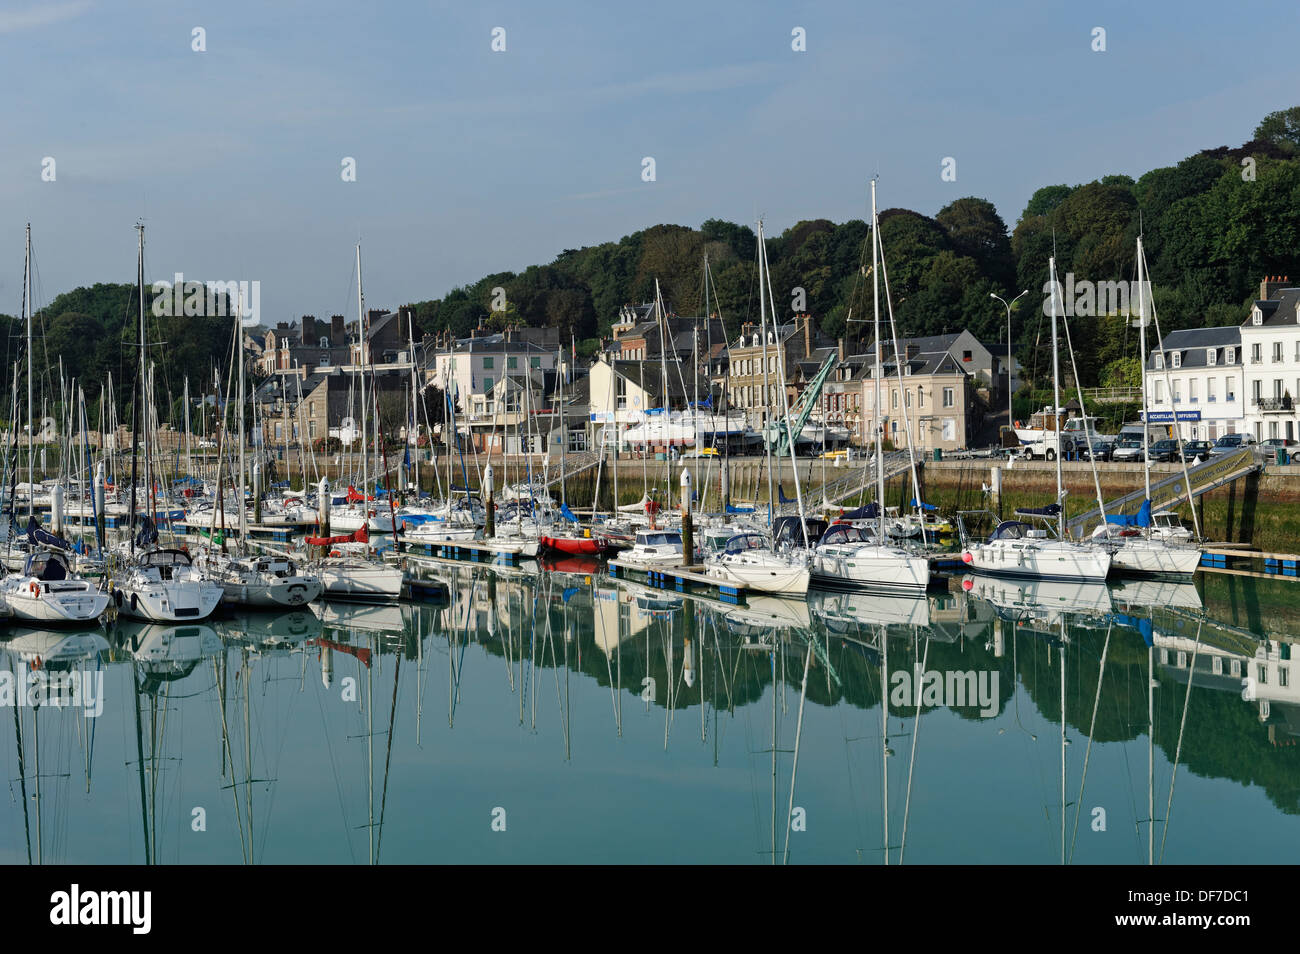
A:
1226 346 1236 364
1207 348 1217 367
320 336 329 348
1253 307 1263 326
1154 353 1164 370
1171 351 1181 369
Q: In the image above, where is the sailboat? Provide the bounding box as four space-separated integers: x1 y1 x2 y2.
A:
111 225 225 622
959 257 1111 582
702 222 812 597
812 181 930 593
310 244 403 602
1088 237 1201 578
194 287 324 608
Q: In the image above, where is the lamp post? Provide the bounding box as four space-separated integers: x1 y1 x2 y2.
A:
990 290 1029 430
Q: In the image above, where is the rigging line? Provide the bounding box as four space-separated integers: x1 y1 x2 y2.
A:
898 634 930 865
311 659 357 865
375 651 402 863
1069 623 1112 861
1158 619 1202 864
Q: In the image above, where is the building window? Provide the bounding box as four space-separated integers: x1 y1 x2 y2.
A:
483 357 494 370
1173 380 1181 403
483 376 493 393
942 387 955 408
1208 378 1216 402
616 375 628 409
1207 348 1216 367
310 421 317 439
1226 378 1235 402
1258 665 1268 684
507 356 518 369
1252 343 1262 364
1274 342 1284 363
531 356 541 368
320 336 329 347
1280 667 1290 688
942 418 956 442
892 390 899 409
1155 353 1164 370
1172 351 1181 368
319 353 330 367
1189 379 1197 403
904 389 912 408
1253 379 1262 404
1226 347 1235 364
1155 381 1164 403
962 350 972 362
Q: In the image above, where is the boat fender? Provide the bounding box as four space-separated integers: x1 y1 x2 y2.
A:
114 589 123 608
130 593 138 610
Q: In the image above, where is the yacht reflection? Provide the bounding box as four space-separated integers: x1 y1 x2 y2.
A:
5 629 111 672
960 574 1112 634
218 608 323 652
116 620 222 692
1109 578 1204 613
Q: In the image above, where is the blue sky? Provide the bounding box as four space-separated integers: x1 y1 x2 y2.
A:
2 0 1297 326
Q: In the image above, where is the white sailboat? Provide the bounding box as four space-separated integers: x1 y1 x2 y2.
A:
960 256 1111 583
1090 237 1201 579
111 226 225 622
0 549 110 623
812 180 930 593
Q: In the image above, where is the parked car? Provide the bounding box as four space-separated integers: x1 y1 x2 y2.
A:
1148 439 1181 463
1260 438 1299 450
1210 433 1257 456
1182 440 1213 463
1111 437 1145 462
1078 437 1113 462
197 438 217 449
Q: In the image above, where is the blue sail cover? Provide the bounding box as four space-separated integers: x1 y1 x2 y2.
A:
559 502 579 524
26 516 72 552
909 498 937 511
778 485 796 504
1106 499 1152 528
725 504 755 514
841 502 880 520
135 514 159 548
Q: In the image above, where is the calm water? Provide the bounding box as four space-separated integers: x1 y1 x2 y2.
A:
2 563 1298 865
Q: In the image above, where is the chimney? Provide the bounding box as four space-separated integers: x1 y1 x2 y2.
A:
1262 275 1289 301
803 314 812 360
300 315 315 346
331 315 345 345
837 337 845 362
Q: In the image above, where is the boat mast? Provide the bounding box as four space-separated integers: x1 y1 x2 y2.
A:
871 181 886 543
1048 256 1065 536
24 224 33 521
237 287 248 550
357 244 368 504
1137 237 1152 504
137 224 150 546
756 221 775 526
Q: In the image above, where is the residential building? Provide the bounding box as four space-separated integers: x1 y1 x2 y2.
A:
428 325 560 414
860 338 980 452
1240 276 1300 443
587 356 714 444
1144 325 1244 441
725 314 834 429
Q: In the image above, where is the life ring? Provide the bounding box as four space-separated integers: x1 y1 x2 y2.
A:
1014 420 1022 429
330 549 342 558
29 581 39 594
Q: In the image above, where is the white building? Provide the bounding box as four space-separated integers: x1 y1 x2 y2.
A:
1240 278 1300 443
428 332 557 413
1145 325 1245 441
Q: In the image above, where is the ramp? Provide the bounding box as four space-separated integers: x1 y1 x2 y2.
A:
1066 449 1261 535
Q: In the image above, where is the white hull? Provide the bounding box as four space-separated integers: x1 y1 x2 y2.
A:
1108 540 1201 578
329 507 396 533
964 540 1111 582
114 579 225 622
812 545 930 591
217 576 323 608
706 559 810 595
2 583 110 624
317 560 404 601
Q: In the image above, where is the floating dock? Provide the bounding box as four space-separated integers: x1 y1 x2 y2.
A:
608 559 747 604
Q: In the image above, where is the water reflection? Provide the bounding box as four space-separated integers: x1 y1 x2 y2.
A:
1 566 1297 864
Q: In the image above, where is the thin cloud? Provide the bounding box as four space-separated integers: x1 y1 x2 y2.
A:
0 0 93 33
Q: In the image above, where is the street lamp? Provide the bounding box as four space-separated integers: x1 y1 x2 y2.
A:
990 290 1029 431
